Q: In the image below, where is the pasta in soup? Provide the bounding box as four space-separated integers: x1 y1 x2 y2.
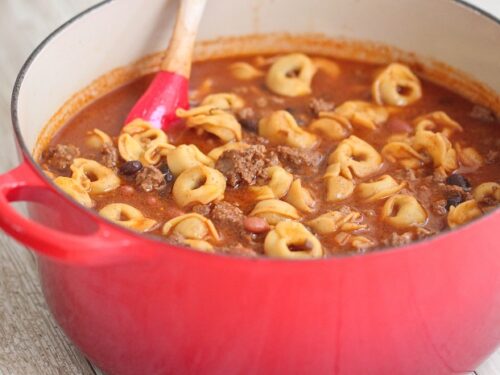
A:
39 51 500 258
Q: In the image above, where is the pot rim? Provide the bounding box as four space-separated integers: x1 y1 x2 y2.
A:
9 0 500 264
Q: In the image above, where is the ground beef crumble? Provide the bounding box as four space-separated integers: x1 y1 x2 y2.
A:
135 166 166 192
383 232 413 247
100 143 119 169
42 144 80 173
215 145 278 187
276 145 323 174
210 201 244 227
192 204 211 217
309 97 335 116
469 105 497 122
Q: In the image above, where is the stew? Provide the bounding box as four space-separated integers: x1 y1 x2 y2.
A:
39 53 500 258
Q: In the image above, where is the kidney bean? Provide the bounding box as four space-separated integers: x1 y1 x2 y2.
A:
146 196 158 206
446 173 471 190
119 185 135 195
243 216 270 234
386 118 413 133
119 160 143 176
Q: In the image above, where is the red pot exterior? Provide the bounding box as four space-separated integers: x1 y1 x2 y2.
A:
36 206 500 375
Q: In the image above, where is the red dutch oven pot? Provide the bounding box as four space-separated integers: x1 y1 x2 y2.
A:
0 0 499 374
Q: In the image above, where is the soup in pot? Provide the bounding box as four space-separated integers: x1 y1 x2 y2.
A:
38 52 500 258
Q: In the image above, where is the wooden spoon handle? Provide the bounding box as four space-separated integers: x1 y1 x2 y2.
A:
160 0 207 77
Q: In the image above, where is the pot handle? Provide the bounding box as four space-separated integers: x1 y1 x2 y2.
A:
0 161 146 265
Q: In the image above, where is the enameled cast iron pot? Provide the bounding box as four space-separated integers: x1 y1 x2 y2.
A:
0 0 499 374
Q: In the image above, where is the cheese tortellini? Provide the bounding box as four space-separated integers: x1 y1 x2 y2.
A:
309 112 352 141
250 166 293 200
473 182 500 206
447 200 482 229
307 210 365 235
284 179 316 212
99 203 157 232
172 165 226 207
118 120 172 165
181 110 242 143
381 194 427 229
334 101 389 130
166 144 214 176
414 111 463 138
266 53 316 97
259 110 318 149
207 142 250 161
71 158 120 194
325 136 382 202
328 136 382 179
356 175 406 202
163 213 220 251
229 62 264 80
372 63 422 106
249 199 300 226
264 221 323 259
54 176 94 208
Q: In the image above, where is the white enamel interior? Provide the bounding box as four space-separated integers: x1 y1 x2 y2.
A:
15 0 500 154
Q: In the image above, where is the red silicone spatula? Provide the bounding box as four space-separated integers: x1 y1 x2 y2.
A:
124 0 207 130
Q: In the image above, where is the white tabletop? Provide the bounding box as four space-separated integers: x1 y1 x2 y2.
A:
0 1 498 374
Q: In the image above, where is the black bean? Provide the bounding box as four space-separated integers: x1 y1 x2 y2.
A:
119 160 143 176
446 193 464 210
158 164 174 183
445 174 471 191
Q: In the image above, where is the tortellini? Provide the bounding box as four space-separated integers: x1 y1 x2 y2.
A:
124 119 168 146
309 101 387 141
334 101 389 130
172 165 226 207
414 111 463 138
163 213 220 251
118 120 172 164
372 63 422 106
99 203 157 232
382 112 462 173
381 194 427 229
473 182 500 207
70 158 120 194
264 221 323 259
180 109 242 143
201 92 245 111
312 57 341 79
309 112 352 141
266 53 316 97
166 144 214 176
207 142 250 161
355 175 406 202
307 210 365 235
229 62 264 80
328 135 382 179
381 140 426 169
85 128 113 149
249 199 300 226
259 110 318 149
53 176 94 208
412 128 458 172
250 166 293 200
455 143 483 170
284 179 316 212
324 163 355 202
447 200 482 228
